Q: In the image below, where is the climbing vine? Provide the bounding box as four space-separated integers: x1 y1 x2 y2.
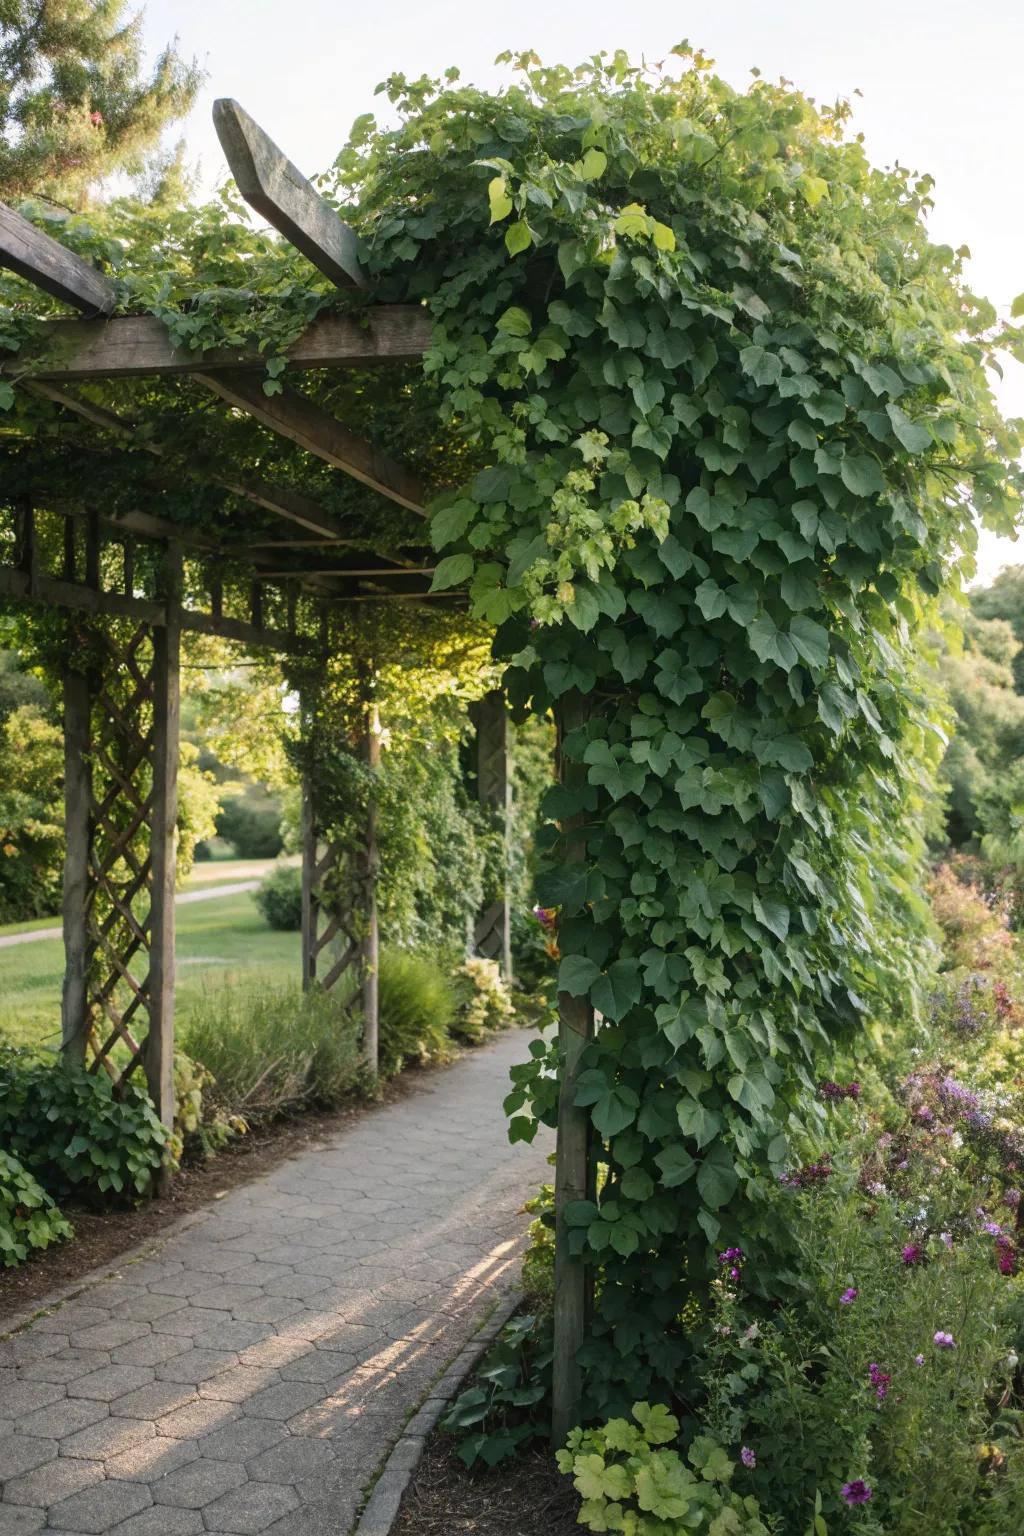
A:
337 46 1024 1414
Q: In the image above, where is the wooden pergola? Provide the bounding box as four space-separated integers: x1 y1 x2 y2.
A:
0 98 513 1133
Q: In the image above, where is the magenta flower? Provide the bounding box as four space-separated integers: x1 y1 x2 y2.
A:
901 1243 924 1266
841 1480 873 1505
840 1287 858 1305
740 1446 756 1468
868 1363 891 1401
934 1331 956 1349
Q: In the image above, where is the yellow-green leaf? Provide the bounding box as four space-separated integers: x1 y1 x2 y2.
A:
1012 293 1024 320
797 173 829 208
505 219 532 257
652 221 676 252
581 147 607 180
488 175 513 224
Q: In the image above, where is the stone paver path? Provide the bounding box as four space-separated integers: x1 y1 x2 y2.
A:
0 1032 551 1535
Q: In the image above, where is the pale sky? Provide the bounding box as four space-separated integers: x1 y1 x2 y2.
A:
142 0 1024 583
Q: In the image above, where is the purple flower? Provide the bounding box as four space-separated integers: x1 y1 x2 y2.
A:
841 1480 873 1506
868 1363 891 1401
840 1287 858 1305
740 1446 756 1469
914 1353 925 1366
1005 1188 1021 1209
901 1243 924 1266
984 1222 1003 1237
934 1331 956 1349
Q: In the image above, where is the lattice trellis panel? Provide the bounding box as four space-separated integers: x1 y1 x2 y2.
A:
301 784 361 995
62 614 179 1128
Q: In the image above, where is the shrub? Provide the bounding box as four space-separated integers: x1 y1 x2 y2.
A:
449 955 515 1043
442 1310 553 1467
377 948 455 1076
254 862 302 930
216 785 285 858
0 1147 73 1267
0 1048 167 1200
181 983 365 1120
171 1050 246 1163
558 1406 768 1535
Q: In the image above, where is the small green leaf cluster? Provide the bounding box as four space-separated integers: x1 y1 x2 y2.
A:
0 1047 167 1200
340 47 1024 1414
0 1147 74 1268
557 1403 768 1534
441 1310 553 1466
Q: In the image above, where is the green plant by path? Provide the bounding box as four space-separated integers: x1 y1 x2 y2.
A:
0 1147 73 1267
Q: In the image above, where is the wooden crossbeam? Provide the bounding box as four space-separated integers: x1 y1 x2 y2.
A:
197 371 428 517
7 307 429 381
213 99 365 289
0 202 116 316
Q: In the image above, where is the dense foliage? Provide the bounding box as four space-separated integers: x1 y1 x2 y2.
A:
0 1045 167 1197
0 1145 73 1266
255 861 303 931
0 0 200 204
335 47 1024 1416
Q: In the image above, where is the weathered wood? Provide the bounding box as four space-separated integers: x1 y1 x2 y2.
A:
551 689 594 1446
196 371 428 517
300 768 317 992
472 690 513 979
361 690 381 1074
61 657 93 1063
0 201 116 316
213 99 365 289
146 547 182 1159
0 564 318 651
10 306 429 382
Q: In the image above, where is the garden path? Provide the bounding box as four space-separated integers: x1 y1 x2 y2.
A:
0 1030 551 1535
0 883 261 950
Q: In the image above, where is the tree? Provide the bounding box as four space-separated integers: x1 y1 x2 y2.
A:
0 0 200 205
972 565 1024 691
939 610 1024 846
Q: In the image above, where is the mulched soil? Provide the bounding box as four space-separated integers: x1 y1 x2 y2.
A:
0 1075 420 1328
393 1433 580 1536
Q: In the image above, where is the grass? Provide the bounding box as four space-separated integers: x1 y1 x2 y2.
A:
0 889 300 1050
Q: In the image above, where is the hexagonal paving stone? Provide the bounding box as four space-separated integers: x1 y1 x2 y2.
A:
68 1363 154 1401
228 1297 303 1328
190 1322 266 1354
74 1322 142 1352
16 1351 110 1386
200 1479 299 1534
110 1381 195 1420
157 1398 234 1439
152 1456 247 1509
152 1308 232 1338
2 1451 103 1507
154 1349 237 1385
0 1433 56 1480
197 1366 278 1404
241 1382 321 1421
48 1478 153 1532
0 1506 47 1535
106 1435 200 1485
106 1508 203 1536
245 1435 334 1482
60 1415 155 1461
0 1380 65 1417
200 1418 284 1463
116 1293 187 1325
20 1396 108 1440
109 1334 192 1368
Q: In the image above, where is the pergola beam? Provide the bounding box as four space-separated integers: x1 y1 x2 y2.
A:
213 99 365 289
197 371 428 517
6 307 429 382
0 202 116 316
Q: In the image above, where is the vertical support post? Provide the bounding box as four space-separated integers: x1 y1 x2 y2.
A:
471 689 513 977
146 544 182 1152
551 688 594 1446
300 763 317 992
61 646 92 1065
360 672 381 1075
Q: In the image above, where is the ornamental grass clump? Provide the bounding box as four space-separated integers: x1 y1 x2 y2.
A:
337 44 1024 1414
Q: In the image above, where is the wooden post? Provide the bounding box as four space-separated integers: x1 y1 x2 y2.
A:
360 679 381 1075
300 764 317 992
551 689 594 1446
61 650 92 1064
471 689 513 978
145 545 182 1152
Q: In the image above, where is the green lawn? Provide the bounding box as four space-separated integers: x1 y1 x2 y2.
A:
0 890 300 1051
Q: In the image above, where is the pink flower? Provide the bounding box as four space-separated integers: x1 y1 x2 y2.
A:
841 1480 873 1505
740 1446 756 1468
89 110 104 126
840 1287 858 1305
